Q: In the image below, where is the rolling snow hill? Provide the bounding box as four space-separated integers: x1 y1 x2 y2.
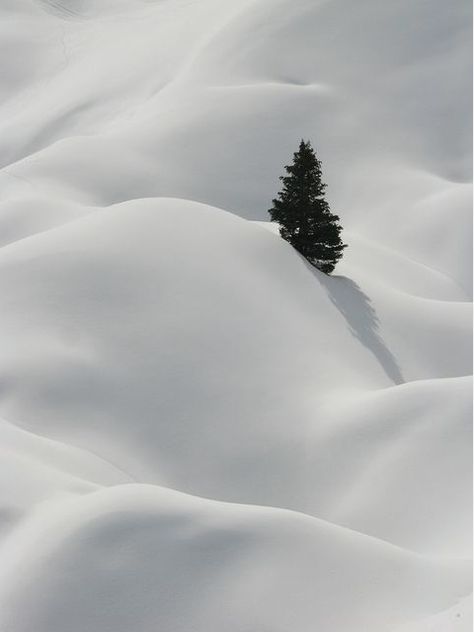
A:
0 1 472 631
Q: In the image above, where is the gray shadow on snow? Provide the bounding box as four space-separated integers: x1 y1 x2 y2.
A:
314 269 405 385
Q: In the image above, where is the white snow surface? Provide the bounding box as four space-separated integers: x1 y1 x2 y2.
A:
0 1 472 631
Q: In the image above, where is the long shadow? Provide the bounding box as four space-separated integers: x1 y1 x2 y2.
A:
313 267 405 385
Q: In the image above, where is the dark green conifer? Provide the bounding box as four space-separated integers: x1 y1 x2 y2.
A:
268 140 346 274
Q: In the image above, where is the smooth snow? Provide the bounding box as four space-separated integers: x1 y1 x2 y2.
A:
0 1 471 631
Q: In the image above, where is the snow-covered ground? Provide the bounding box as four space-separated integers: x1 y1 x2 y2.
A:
0 1 471 630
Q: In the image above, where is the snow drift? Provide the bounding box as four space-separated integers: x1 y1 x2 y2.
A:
0 1 471 631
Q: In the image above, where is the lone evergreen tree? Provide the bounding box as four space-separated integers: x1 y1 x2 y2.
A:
268 140 346 274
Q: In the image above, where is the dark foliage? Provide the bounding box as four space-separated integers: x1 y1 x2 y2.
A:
268 140 346 273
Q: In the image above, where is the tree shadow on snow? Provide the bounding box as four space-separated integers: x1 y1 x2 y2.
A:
313 268 404 385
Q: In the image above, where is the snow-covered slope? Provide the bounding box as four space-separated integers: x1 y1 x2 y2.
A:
0 2 471 631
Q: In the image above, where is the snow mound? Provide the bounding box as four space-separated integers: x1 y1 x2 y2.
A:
0 485 470 632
